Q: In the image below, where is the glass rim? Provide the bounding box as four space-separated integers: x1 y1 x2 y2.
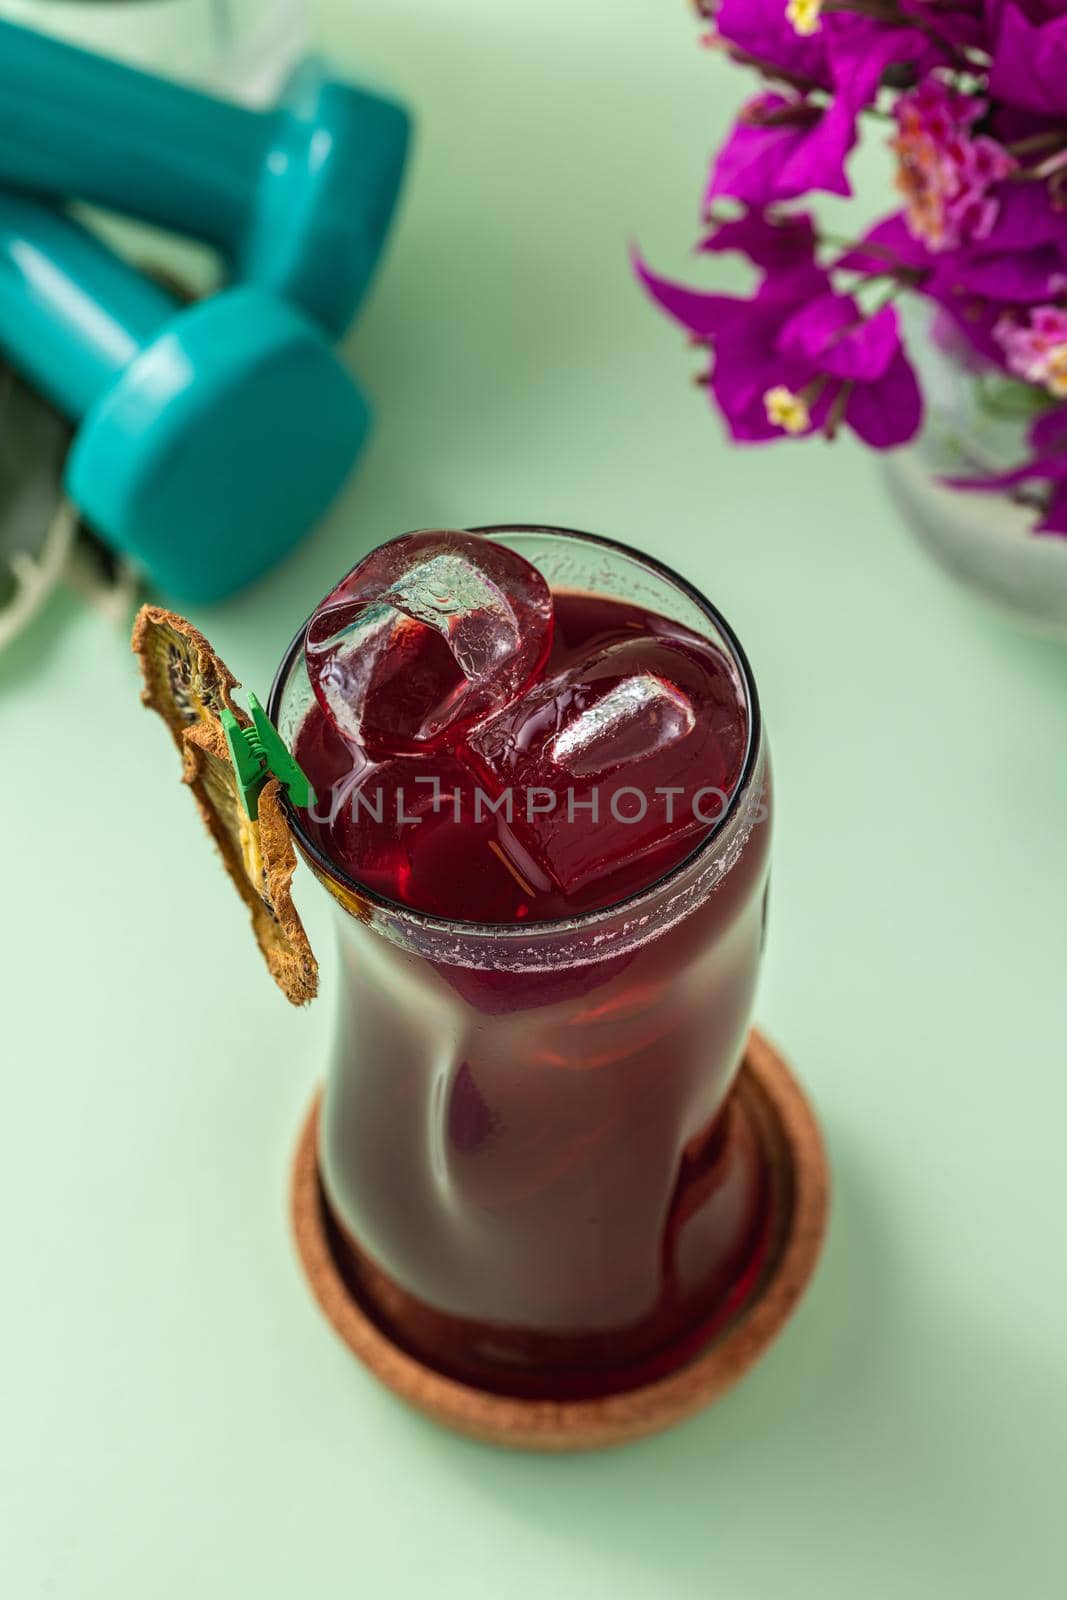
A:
268 523 763 941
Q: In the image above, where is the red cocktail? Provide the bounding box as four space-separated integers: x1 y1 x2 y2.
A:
270 525 772 1398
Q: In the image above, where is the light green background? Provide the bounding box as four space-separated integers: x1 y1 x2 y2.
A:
2 3 1066 1596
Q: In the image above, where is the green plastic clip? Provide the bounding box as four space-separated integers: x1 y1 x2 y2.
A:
221 692 316 821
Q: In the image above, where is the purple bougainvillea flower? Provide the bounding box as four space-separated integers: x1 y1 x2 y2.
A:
935 185 1067 303
713 0 832 88
871 183 1067 360
840 342 927 448
933 246 1067 304
699 207 817 271
959 181 1067 256
987 2 1067 117
782 199 1067 372
901 0 989 51
630 263 742 343
710 279 839 441
836 212 936 276
777 292 923 446
944 165 1067 310
892 77 1016 252
713 0 956 94
636 254 830 439
916 185 1067 320
834 214 1009 368
638 256 826 441
825 14 954 95
708 91 856 204
904 195 1067 317
842 192 1067 293
994 305 1067 394
779 295 903 381
710 2 972 208
635 254 922 449
640 0 1067 508
710 18 966 209
837 194 1067 366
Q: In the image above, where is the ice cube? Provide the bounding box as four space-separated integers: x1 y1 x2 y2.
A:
305 531 553 756
463 634 747 908
549 673 697 776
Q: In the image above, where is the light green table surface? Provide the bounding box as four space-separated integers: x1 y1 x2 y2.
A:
3 3 1067 1596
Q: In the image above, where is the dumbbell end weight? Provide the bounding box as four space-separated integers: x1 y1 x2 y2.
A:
67 287 369 603
243 59 411 339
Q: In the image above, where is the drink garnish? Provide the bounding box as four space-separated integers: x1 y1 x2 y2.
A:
131 605 318 1006
221 692 316 822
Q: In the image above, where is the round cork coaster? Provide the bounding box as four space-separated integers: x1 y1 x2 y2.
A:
291 1030 829 1451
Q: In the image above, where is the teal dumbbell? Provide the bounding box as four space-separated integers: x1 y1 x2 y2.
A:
0 192 368 603
0 20 410 338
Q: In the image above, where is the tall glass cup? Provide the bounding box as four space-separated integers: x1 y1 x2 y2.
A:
271 526 772 1399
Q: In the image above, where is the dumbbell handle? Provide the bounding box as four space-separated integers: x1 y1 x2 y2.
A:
0 193 178 417
0 20 266 246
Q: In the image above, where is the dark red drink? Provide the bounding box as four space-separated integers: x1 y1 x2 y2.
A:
274 526 772 1398
297 589 749 922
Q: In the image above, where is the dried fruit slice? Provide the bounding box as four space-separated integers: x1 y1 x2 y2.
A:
182 721 317 1006
132 604 317 1006
132 604 240 749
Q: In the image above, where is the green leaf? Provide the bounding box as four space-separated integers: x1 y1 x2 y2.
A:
976 374 1058 421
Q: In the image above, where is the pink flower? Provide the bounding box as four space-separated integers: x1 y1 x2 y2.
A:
892 78 1016 252
994 305 1067 396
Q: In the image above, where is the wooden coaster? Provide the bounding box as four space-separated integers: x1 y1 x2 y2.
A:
291 1030 829 1451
